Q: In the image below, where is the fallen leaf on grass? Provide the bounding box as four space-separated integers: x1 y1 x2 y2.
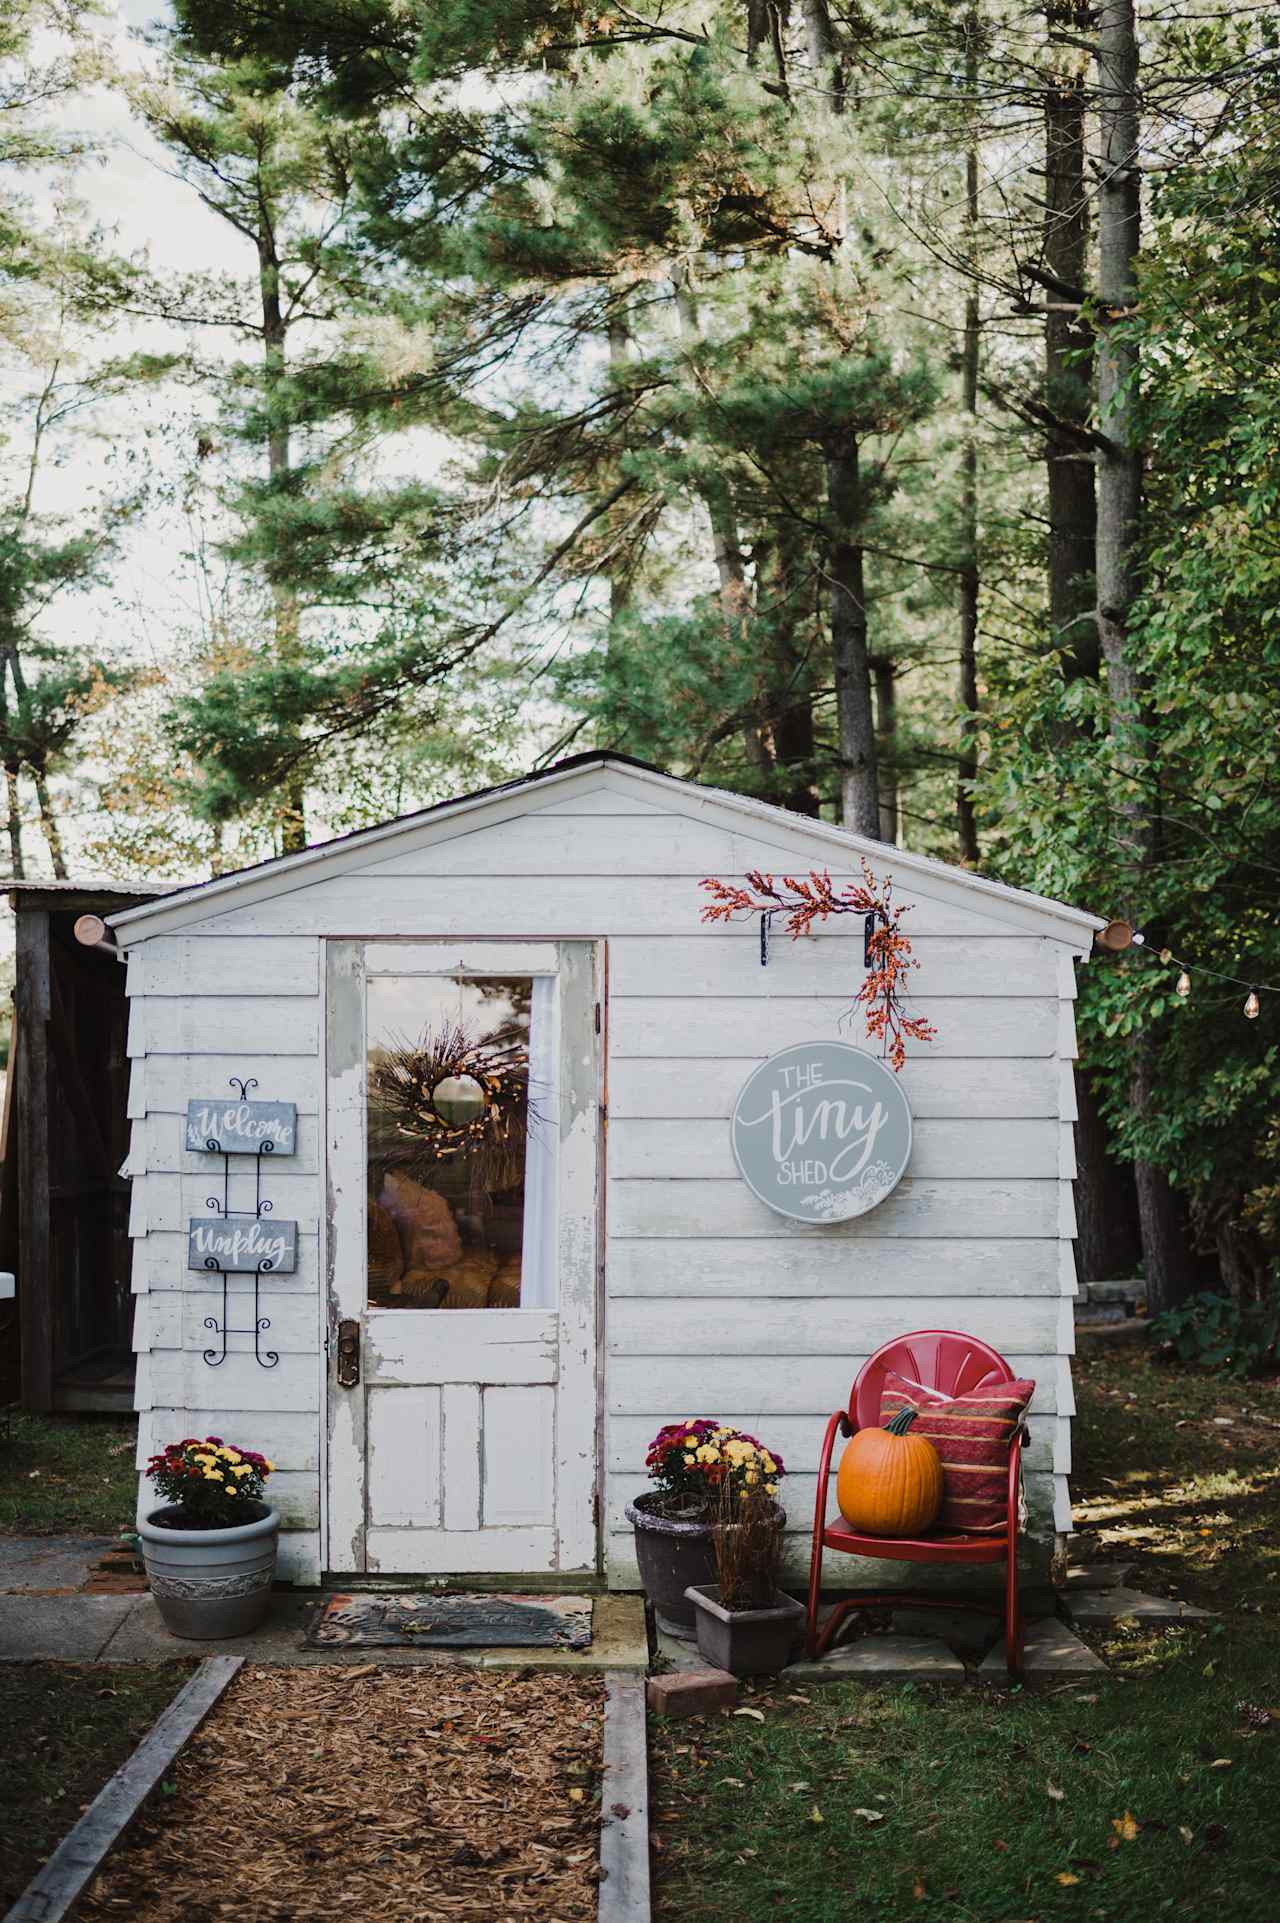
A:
787 1781 813 1793
1055 1872 1081 1886
1208 1758 1233 1769
809 1807 824 1826
716 1777 746 1788
1178 1826 1193 1846
1046 1782 1066 1801
1110 1810 1139 1841
568 1788 585 1803
912 1875 927 1899
992 1839 1010 1852
851 1808 885 1824
733 1708 765 1722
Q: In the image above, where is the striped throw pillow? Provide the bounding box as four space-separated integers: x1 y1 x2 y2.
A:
879 1374 1035 1535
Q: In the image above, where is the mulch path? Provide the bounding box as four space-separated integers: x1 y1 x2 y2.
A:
75 1664 605 1923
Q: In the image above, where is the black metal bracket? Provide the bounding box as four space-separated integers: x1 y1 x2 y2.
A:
199 1073 280 1370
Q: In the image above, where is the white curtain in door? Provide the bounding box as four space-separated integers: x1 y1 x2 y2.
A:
519 974 559 1308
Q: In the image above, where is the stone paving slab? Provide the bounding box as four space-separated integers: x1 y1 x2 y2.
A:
1063 1562 1135 1591
978 1615 1107 1684
1065 1585 1213 1626
0 1536 114 1594
0 1595 139 1661
782 1634 967 1685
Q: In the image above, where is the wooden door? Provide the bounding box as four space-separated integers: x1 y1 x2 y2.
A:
324 941 600 1575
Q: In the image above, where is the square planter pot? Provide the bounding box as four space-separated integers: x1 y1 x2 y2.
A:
685 1582 806 1676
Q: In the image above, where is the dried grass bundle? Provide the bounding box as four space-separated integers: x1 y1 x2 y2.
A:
713 1477 783 1611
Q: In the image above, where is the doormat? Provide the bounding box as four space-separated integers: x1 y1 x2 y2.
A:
306 1591 593 1650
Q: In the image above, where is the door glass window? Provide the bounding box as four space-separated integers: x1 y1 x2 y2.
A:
365 974 556 1309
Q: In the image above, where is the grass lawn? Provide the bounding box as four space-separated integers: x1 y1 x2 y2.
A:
0 1412 138 1535
650 1350 1280 1923
0 1662 190 1911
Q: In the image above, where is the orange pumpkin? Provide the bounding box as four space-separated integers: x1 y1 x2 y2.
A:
836 1406 943 1537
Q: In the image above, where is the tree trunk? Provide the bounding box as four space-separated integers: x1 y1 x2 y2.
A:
826 438 879 834
800 0 845 110
956 84 981 865
260 227 307 855
31 767 67 879
759 528 821 816
673 265 771 779
1045 3 1097 675
1095 0 1194 1312
1072 1066 1142 1283
871 656 898 843
3 765 23 879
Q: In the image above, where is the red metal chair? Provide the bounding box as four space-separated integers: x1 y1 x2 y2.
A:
806 1330 1028 1680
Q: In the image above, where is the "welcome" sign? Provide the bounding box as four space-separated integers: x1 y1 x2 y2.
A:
186 1098 297 1156
730 1040 912 1223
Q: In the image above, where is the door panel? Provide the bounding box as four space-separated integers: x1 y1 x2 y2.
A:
325 939 599 1575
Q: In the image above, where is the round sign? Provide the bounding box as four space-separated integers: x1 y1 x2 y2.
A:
730 1040 913 1223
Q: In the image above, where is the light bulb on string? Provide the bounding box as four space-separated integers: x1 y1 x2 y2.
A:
1176 970 1192 999
1244 991 1260 1020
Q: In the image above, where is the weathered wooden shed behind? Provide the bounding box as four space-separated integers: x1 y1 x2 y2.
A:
109 757 1102 1588
2 882 162 1410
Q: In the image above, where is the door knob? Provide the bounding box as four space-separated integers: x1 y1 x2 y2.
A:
336 1318 360 1388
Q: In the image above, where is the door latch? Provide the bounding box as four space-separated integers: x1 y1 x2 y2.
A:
336 1318 361 1389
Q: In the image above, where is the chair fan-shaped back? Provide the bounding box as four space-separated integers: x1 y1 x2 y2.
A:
851 1329 1014 1432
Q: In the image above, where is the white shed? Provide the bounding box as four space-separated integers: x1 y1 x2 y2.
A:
111 753 1102 1589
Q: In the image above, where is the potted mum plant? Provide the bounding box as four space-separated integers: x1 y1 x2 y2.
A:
626 1421 786 1637
138 1436 278 1640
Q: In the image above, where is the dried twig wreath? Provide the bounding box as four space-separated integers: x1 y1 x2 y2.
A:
700 859 938 1071
367 1022 535 1189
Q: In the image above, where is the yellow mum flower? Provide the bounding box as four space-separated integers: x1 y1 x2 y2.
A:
744 1471 758 1485
264 1460 274 1473
231 1463 253 1478
202 1469 224 1482
683 1454 696 1466
762 1454 776 1474
696 1444 718 1463
765 1482 778 1496
221 1448 242 1464
684 1434 697 1445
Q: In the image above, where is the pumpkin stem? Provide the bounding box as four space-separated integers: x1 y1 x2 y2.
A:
885 1405 919 1436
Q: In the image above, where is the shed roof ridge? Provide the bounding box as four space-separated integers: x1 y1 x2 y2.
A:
105 752 1102 938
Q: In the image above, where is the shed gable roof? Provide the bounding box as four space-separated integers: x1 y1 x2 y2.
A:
107 752 1103 945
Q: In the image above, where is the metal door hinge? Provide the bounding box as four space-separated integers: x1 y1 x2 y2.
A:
336 1317 361 1389
594 1001 602 1034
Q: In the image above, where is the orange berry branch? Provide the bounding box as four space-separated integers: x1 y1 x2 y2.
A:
700 859 937 1071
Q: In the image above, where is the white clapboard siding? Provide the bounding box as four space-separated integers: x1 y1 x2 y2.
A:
138 1349 321 1413
606 1413 1069 1478
605 1237 1067 1297
176 876 1032 941
136 1293 318 1356
610 997 1056 1059
133 1232 319 1294
608 1056 1061 1121
607 1294 1073 1359
607 1353 1068 1417
608 935 1058 1000
608 1177 1062 1240
135 1410 320 1474
132 1112 322 1176
607 1118 1063 1183
129 998 319 1058
131 1171 320 1237
130 1057 323 1120
128 936 319 997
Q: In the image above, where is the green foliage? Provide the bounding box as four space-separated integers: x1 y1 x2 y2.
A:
1151 1291 1280 1377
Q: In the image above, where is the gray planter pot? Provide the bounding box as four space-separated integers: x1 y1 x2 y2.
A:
685 1583 806 1676
139 1504 280 1641
625 1492 718 1638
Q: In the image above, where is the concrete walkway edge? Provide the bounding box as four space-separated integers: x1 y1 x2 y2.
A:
598 1671 650 1923
3 1656 243 1923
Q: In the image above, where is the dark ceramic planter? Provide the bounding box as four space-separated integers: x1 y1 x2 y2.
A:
625 1491 718 1637
685 1582 806 1676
